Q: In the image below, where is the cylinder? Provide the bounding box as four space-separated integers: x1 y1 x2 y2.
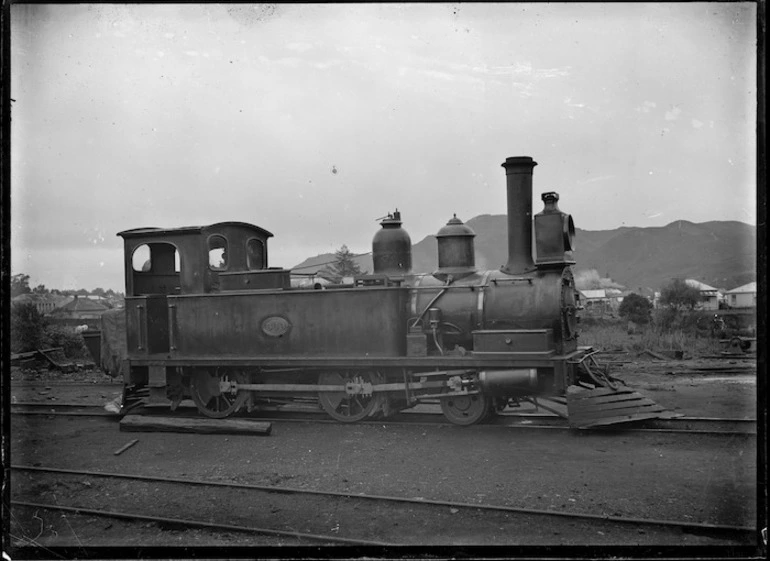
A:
478 369 538 394
372 210 412 275
501 156 537 275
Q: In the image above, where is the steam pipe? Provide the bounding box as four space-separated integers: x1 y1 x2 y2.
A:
501 156 538 275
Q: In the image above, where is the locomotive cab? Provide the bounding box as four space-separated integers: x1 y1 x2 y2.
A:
118 222 280 297
118 222 285 361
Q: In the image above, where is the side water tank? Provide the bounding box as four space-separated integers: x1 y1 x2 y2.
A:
372 210 412 275
434 215 476 280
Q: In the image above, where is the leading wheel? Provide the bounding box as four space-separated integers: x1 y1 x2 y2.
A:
440 392 491 426
189 370 248 419
317 371 382 422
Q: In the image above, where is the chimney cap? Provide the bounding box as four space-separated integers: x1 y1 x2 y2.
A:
502 156 538 169
542 191 559 202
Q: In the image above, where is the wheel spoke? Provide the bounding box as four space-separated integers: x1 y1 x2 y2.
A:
190 372 248 419
318 371 381 423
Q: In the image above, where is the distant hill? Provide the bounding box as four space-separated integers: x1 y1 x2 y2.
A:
292 217 756 291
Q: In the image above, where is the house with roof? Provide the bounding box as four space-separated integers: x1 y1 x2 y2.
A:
11 293 74 315
579 288 623 315
724 282 757 309
49 295 109 321
684 279 723 310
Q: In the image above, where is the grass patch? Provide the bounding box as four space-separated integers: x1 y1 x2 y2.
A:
578 315 723 356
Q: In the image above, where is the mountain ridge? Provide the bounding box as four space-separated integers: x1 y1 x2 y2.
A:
292 217 756 291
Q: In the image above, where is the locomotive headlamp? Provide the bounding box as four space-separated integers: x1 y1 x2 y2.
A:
534 191 576 267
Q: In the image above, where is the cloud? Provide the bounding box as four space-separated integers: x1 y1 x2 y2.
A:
691 118 704 128
564 97 585 108
636 100 657 113
313 59 342 70
535 67 570 79
578 175 615 185
286 41 314 52
664 106 682 121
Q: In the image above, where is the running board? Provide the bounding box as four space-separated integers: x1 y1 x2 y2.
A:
566 386 673 429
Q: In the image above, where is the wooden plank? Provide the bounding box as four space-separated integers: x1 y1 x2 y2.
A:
568 407 663 424
569 398 660 415
566 387 634 401
641 348 669 361
120 415 272 436
567 392 647 407
11 347 65 360
571 412 668 429
569 393 657 406
569 405 666 424
113 439 139 455
569 396 663 413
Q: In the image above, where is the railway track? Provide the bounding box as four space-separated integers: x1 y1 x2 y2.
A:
10 465 757 546
10 401 757 435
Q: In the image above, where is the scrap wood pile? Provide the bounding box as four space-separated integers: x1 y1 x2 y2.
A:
10 347 77 373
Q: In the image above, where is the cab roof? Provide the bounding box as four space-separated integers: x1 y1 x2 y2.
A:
117 221 274 239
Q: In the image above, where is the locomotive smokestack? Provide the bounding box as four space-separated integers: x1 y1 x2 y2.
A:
501 156 537 275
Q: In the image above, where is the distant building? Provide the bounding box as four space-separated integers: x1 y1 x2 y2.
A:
724 282 757 309
290 275 332 289
49 295 109 321
579 289 623 315
11 293 74 315
684 279 723 311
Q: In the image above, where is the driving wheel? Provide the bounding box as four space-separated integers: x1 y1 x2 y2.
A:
440 392 491 426
317 371 382 422
189 370 249 419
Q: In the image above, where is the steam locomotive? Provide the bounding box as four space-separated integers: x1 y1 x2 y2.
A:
115 156 661 426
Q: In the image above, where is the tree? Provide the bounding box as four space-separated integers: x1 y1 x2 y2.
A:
11 274 31 297
11 302 47 353
618 293 653 325
323 245 365 282
660 279 701 311
32 284 49 294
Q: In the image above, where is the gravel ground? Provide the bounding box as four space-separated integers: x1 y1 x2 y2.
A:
7 357 762 555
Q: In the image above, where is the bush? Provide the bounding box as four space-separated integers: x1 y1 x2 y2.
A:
43 325 89 359
11 302 89 358
618 293 653 325
660 278 701 310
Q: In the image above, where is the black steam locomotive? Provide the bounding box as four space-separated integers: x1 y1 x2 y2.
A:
115 156 662 426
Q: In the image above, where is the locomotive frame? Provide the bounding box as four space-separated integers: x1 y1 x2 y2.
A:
115 156 660 426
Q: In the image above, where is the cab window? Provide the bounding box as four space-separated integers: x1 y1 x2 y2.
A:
246 239 265 270
208 235 228 271
132 244 152 272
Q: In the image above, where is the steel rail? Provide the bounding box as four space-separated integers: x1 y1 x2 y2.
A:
10 500 392 546
9 403 757 434
12 465 756 536
10 401 756 425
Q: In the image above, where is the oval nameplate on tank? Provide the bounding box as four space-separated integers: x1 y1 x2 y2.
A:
261 316 291 337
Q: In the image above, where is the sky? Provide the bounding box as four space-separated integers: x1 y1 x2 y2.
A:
10 3 758 291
